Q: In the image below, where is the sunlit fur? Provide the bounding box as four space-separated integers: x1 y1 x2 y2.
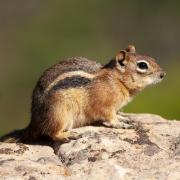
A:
1 46 165 143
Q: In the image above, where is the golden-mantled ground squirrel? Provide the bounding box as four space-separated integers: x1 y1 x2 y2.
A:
1 45 165 143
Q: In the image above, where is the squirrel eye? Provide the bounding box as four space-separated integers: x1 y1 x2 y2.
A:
137 61 148 70
137 60 149 73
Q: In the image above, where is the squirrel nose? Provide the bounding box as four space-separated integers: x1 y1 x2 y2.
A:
160 71 166 79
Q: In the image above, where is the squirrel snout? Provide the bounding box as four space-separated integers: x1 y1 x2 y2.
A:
159 71 166 79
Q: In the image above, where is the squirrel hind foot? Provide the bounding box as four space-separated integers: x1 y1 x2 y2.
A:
52 131 80 143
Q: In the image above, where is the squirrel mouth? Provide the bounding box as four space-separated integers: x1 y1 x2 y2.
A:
153 78 163 84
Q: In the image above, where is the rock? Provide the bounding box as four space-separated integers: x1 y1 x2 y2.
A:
0 143 69 180
0 113 180 180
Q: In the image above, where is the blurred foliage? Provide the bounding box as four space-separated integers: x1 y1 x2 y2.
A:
0 0 180 135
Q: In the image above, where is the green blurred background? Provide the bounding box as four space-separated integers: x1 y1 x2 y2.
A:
0 0 180 136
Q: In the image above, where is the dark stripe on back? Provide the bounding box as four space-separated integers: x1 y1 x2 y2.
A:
52 75 91 91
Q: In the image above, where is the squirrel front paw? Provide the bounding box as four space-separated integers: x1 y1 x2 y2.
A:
117 112 133 124
102 121 133 129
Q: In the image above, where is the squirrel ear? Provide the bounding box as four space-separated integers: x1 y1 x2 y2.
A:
115 50 127 62
115 50 127 68
126 45 136 53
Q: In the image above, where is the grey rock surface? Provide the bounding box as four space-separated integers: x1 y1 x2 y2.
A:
0 113 180 180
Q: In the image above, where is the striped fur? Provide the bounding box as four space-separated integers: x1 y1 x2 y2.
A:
45 70 95 93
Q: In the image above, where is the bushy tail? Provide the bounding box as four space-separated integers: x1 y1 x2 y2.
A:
0 129 26 143
0 127 39 143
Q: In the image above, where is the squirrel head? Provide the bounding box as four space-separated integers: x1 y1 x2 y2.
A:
104 45 166 92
